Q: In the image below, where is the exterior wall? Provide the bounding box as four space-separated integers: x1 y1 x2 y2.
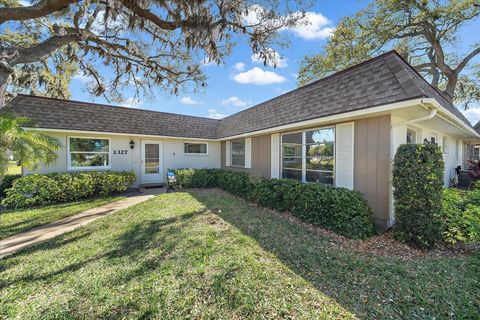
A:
354 115 391 228
25 131 220 186
221 134 271 178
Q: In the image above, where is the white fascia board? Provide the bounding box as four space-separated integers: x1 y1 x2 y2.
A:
23 127 218 141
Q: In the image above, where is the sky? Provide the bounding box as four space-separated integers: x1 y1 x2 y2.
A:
68 0 480 125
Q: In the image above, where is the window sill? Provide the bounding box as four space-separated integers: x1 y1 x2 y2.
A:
68 166 111 171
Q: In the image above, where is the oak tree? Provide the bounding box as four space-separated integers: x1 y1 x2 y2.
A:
0 0 306 107
298 0 480 109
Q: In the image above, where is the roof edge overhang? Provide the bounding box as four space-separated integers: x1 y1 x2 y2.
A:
23 98 479 142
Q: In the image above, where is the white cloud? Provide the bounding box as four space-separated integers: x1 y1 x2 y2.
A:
234 62 246 71
287 12 334 40
221 96 251 108
251 48 287 68
201 57 220 67
232 67 287 85
207 108 227 119
463 107 480 125
180 96 204 105
120 97 143 108
72 73 94 83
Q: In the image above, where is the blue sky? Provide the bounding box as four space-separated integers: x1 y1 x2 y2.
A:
69 0 480 124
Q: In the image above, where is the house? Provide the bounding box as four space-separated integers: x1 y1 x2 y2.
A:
2 51 480 229
474 121 480 160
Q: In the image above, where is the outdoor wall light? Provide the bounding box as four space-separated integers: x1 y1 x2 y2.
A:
129 140 135 149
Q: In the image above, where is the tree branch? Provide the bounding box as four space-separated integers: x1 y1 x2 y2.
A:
455 46 480 74
0 0 76 25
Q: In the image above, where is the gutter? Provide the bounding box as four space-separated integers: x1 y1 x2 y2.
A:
391 98 438 129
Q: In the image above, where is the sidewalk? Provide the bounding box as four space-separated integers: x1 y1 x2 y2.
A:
0 187 165 258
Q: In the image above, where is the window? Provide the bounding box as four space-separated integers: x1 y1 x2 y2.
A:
474 146 480 161
231 140 246 167
184 143 207 154
442 137 449 154
281 127 335 185
69 137 110 169
430 133 438 144
406 128 417 144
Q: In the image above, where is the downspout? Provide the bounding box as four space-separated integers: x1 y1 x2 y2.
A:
388 98 439 228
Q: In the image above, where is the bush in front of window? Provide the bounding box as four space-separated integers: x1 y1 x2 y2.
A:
0 174 22 199
2 171 136 208
393 143 444 249
169 168 376 239
169 168 221 189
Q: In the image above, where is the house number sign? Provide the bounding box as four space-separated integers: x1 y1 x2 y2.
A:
114 150 128 155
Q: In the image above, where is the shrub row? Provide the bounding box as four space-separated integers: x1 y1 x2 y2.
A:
170 168 376 239
2 171 136 208
442 188 480 244
0 174 21 199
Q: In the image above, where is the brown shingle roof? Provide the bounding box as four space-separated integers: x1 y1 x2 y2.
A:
2 51 473 139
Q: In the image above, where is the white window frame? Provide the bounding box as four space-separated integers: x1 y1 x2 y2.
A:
230 139 246 168
474 146 480 161
183 142 208 156
442 136 449 155
67 136 111 171
406 128 417 144
280 126 335 185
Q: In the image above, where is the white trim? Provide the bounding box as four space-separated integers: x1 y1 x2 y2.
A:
67 136 111 171
271 134 280 178
334 122 354 190
225 141 231 166
183 142 209 156
245 138 252 169
25 128 218 141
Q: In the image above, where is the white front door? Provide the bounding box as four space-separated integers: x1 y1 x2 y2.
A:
141 140 164 184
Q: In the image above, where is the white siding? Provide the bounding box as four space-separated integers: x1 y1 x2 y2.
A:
335 122 354 189
25 131 220 187
245 138 252 168
271 133 280 178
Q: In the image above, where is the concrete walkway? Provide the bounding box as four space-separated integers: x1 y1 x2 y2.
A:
0 187 165 258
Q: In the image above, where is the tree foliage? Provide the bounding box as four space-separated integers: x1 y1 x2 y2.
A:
0 113 60 175
298 0 480 109
0 0 307 107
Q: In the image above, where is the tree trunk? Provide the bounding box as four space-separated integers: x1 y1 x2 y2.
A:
0 68 11 109
443 76 457 104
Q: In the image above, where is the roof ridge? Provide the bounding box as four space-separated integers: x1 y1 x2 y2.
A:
14 94 220 122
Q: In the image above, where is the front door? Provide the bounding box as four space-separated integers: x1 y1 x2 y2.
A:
141 140 164 184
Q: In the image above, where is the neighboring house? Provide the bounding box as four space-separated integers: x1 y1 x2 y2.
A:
2 51 479 229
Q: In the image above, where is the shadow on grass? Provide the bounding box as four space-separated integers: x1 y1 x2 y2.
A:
188 189 480 319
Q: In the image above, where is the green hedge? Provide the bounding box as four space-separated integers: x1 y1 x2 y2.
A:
441 188 480 244
0 174 21 199
393 143 444 248
2 171 136 208
170 168 376 239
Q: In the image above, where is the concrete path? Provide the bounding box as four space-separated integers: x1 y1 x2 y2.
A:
0 187 165 258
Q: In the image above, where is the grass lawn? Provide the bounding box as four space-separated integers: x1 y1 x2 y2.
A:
0 190 478 319
6 161 21 175
0 196 125 240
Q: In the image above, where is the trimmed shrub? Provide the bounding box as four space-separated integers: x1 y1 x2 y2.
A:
286 183 376 239
170 168 221 189
250 178 300 212
441 188 480 244
393 143 444 248
0 174 21 198
169 168 376 239
2 171 136 208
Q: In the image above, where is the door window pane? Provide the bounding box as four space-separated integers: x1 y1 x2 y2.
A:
145 144 159 174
